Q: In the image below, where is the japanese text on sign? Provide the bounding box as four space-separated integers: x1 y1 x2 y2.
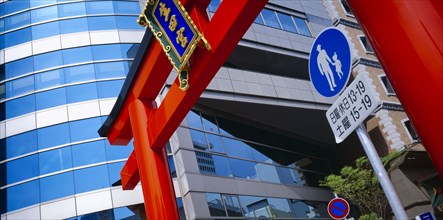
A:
326 73 381 143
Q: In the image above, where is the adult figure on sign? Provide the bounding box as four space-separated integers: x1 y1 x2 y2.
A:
316 44 337 91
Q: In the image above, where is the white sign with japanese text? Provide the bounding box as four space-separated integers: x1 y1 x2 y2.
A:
326 73 381 143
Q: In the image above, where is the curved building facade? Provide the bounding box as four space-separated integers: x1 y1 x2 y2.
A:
0 0 155 219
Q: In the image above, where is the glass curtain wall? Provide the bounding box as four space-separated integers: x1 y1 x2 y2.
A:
0 0 173 217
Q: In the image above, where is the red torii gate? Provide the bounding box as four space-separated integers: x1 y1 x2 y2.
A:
98 0 268 219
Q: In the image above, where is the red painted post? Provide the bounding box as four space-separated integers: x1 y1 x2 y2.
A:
128 99 179 220
347 0 443 177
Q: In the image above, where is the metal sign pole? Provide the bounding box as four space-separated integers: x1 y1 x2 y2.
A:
355 123 408 219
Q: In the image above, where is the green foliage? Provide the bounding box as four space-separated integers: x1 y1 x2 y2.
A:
358 212 382 220
321 155 392 219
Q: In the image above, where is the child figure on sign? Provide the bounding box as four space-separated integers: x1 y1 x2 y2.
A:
332 52 344 80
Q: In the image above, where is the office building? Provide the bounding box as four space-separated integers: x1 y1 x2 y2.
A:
1 0 440 219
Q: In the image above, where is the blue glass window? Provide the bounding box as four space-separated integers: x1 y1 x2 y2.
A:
97 80 124 98
31 5 58 23
254 14 264 25
0 103 4 121
0 84 4 101
210 155 232 177
69 117 101 142
0 20 4 36
58 2 86 18
60 17 89 34
72 140 106 167
73 165 110 194
88 16 117 31
6 94 35 119
5 75 34 98
5 27 32 48
190 130 207 150
108 162 124 186
113 1 140 14
121 43 138 58
92 44 123 61
202 114 218 133
105 139 133 161
66 82 98 103
293 17 311 36
63 46 93 65
277 13 297 33
168 155 177 178
207 134 224 153
30 0 57 8
36 87 67 110
5 130 38 160
32 21 60 40
94 61 126 79
268 198 293 218
223 138 254 160
222 195 243 217
64 64 95 84
6 154 39 184
116 16 144 30
5 180 39 213
186 111 203 129
239 196 270 218
86 1 114 15
34 50 63 71
256 163 280 183
4 11 30 31
5 57 33 79
261 9 281 29
38 123 70 150
229 158 259 180
4 0 30 15
35 69 64 90
208 0 221 13
206 193 226 217
39 147 72 175
40 172 74 202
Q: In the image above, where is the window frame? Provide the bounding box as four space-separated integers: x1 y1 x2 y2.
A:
378 74 396 96
358 35 374 54
401 118 420 143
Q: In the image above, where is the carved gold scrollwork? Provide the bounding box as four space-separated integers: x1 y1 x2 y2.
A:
165 46 171 52
148 0 155 5
156 31 163 37
137 15 147 27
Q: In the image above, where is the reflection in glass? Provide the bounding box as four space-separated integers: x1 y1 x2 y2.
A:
35 87 67 110
71 140 106 167
5 27 32 49
92 44 123 61
229 158 258 180
5 57 33 79
73 165 110 194
60 17 88 34
69 117 101 142
40 172 75 202
207 134 224 153
58 2 86 18
256 163 280 183
64 64 95 84
222 195 243 217
108 162 124 186
223 137 254 160
113 1 140 14
5 180 39 213
268 198 293 218
277 13 297 33
88 16 117 31
4 11 30 31
95 61 126 79
39 147 72 175
6 94 35 119
190 129 207 150
63 46 93 65
6 75 34 98
186 110 203 129
293 16 311 36
116 16 144 30
86 1 114 15
34 50 63 71
206 193 226 217
261 9 281 29
5 131 37 160
239 196 270 218
32 21 60 40
38 123 70 150
66 82 98 103
201 113 218 133
35 69 65 90
6 154 38 185
31 5 58 23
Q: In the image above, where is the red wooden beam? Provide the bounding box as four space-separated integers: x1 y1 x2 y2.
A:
119 0 268 187
347 0 443 177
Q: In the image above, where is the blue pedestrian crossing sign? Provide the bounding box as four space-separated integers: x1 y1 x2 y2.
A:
309 27 351 97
